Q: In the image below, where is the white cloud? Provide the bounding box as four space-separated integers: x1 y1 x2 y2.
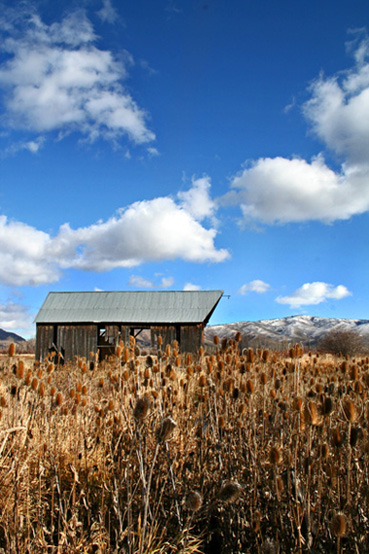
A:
4 136 45 155
0 216 60 286
178 176 217 222
0 8 154 146
128 275 154 288
303 35 369 164
97 0 118 24
0 300 34 336
276 282 352 308
0 182 229 287
224 35 369 225
239 280 271 295
183 283 202 291
147 146 160 157
160 276 174 288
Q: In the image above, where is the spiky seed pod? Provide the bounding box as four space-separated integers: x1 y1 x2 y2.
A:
217 481 243 502
108 400 114 411
332 427 343 448
343 399 356 423
321 443 329 460
233 387 239 400
56 392 63 406
31 378 38 391
199 374 206 387
156 416 177 442
246 380 254 394
235 331 242 342
350 426 361 448
305 401 319 425
99 378 104 388
350 365 358 381
8 343 15 357
252 511 262 533
218 416 225 430
262 350 269 363
247 348 254 363
157 335 163 347
0 397 7 408
75 393 81 405
354 380 363 394
270 445 282 466
38 382 45 397
17 361 24 379
146 355 153 368
323 396 333 416
260 372 268 386
82 385 87 395
332 512 347 537
186 491 202 512
133 396 151 422
293 396 303 412
37 369 43 379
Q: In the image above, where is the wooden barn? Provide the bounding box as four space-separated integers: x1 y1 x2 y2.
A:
35 290 223 361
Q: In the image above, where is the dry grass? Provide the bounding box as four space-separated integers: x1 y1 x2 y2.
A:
0 338 369 553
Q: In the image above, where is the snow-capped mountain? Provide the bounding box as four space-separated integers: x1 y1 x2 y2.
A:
205 315 369 349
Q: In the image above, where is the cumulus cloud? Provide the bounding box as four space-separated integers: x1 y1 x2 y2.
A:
276 282 352 308
0 300 34 335
128 275 154 288
0 182 229 287
0 8 154 146
224 35 369 225
183 282 202 291
96 0 118 24
178 176 217 222
239 280 271 295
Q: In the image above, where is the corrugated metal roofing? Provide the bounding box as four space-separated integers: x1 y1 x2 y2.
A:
35 290 223 324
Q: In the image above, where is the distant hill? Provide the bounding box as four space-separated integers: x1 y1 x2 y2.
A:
0 328 25 343
205 315 369 350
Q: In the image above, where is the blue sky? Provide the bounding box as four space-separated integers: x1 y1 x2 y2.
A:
0 0 368 337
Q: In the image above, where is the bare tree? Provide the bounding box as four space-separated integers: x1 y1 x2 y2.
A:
318 328 367 356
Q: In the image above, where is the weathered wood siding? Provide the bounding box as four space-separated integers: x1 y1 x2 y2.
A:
36 321 205 361
57 325 97 360
151 325 177 349
180 324 203 353
35 324 54 361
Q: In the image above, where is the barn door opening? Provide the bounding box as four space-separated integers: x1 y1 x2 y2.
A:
98 325 117 361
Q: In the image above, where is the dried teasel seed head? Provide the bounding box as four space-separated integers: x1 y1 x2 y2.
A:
332 427 343 448
246 380 254 394
8 343 15 357
350 426 361 448
217 480 243 502
332 512 347 537
322 396 333 416
185 491 202 511
17 361 24 379
133 396 151 422
156 416 177 442
269 445 282 466
321 443 329 460
343 399 356 423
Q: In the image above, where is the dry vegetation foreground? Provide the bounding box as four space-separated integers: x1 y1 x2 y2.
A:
0 337 369 553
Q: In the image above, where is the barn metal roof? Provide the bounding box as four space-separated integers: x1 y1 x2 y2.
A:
35 290 224 325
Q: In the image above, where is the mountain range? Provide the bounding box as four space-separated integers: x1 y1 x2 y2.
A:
0 328 25 343
205 315 369 350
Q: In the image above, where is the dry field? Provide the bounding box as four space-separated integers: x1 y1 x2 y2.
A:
0 337 368 553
